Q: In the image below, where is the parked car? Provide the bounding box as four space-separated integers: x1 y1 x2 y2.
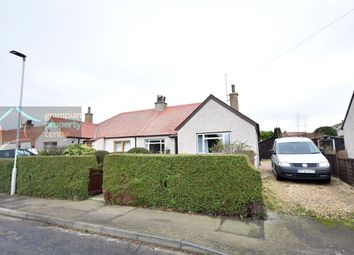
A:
271 137 331 182
0 149 35 158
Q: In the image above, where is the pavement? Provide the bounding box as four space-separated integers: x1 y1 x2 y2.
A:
0 193 353 255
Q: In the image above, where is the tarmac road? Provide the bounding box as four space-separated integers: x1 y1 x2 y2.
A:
0 215 187 255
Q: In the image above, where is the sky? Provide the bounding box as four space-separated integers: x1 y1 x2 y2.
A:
0 0 353 132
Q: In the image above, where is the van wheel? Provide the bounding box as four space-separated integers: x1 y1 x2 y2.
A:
323 178 331 184
276 173 283 181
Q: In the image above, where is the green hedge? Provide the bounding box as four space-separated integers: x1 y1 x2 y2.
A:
103 154 264 218
0 159 13 193
0 156 98 200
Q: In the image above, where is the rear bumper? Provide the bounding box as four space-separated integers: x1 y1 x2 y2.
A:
276 166 331 180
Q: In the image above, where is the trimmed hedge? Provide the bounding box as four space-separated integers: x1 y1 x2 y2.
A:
0 159 13 194
103 154 264 218
0 156 98 200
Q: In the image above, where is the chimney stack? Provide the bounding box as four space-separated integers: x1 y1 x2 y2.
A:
229 85 239 111
155 95 167 112
85 107 93 123
22 119 34 129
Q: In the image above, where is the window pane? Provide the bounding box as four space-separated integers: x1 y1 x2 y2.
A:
197 135 203 153
115 142 122 152
224 133 230 144
206 138 219 153
123 142 131 152
149 143 161 153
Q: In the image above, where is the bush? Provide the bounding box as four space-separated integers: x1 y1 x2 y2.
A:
210 141 256 165
314 126 337 136
5 156 97 200
95 150 109 166
103 154 264 218
64 144 96 155
38 147 66 156
0 159 13 193
127 147 150 154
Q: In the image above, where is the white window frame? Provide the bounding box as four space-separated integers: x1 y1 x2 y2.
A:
145 139 165 153
114 140 131 152
197 132 231 154
43 141 58 149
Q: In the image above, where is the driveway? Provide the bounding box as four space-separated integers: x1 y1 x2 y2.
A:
261 160 354 220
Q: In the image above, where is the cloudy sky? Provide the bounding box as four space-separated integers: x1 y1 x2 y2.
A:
0 0 353 132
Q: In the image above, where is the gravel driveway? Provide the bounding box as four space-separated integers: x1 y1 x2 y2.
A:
261 160 354 220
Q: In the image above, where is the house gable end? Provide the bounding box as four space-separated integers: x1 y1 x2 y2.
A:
175 94 259 139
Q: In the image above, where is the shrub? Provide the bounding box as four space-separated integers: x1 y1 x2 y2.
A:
95 150 109 166
210 141 256 165
0 159 13 193
38 147 66 156
314 126 337 136
103 154 264 218
14 156 97 200
64 144 96 155
127 147 150 154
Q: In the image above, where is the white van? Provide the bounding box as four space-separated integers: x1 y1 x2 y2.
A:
271 137 331 182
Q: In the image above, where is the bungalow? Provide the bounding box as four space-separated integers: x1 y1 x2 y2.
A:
342 91 354 158
1 87 260 165
35 116 96 149
92 86 260 165
0 120 42 150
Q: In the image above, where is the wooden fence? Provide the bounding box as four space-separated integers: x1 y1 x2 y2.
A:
325 154 354 186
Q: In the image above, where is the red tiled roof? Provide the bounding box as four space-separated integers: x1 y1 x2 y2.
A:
49 117 97 139
96 103 200 138
0 126 43 146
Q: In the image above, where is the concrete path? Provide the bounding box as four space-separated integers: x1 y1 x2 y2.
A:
0 194 353 255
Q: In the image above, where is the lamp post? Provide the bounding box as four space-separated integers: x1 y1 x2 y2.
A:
9 50 26 195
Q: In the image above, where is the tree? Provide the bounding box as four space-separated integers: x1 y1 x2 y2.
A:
314 126 337 136
260 130 273 141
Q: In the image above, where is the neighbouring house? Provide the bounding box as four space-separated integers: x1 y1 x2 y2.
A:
1 87 260 165
342 91 354 158
92 86 260 165
0 120 43 150
282 131 315 139
332 122 344 137
35 113 96 149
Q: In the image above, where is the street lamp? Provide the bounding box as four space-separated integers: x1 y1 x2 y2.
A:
9 50 26 195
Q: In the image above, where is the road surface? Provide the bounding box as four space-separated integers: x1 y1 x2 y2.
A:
0 215 188 255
